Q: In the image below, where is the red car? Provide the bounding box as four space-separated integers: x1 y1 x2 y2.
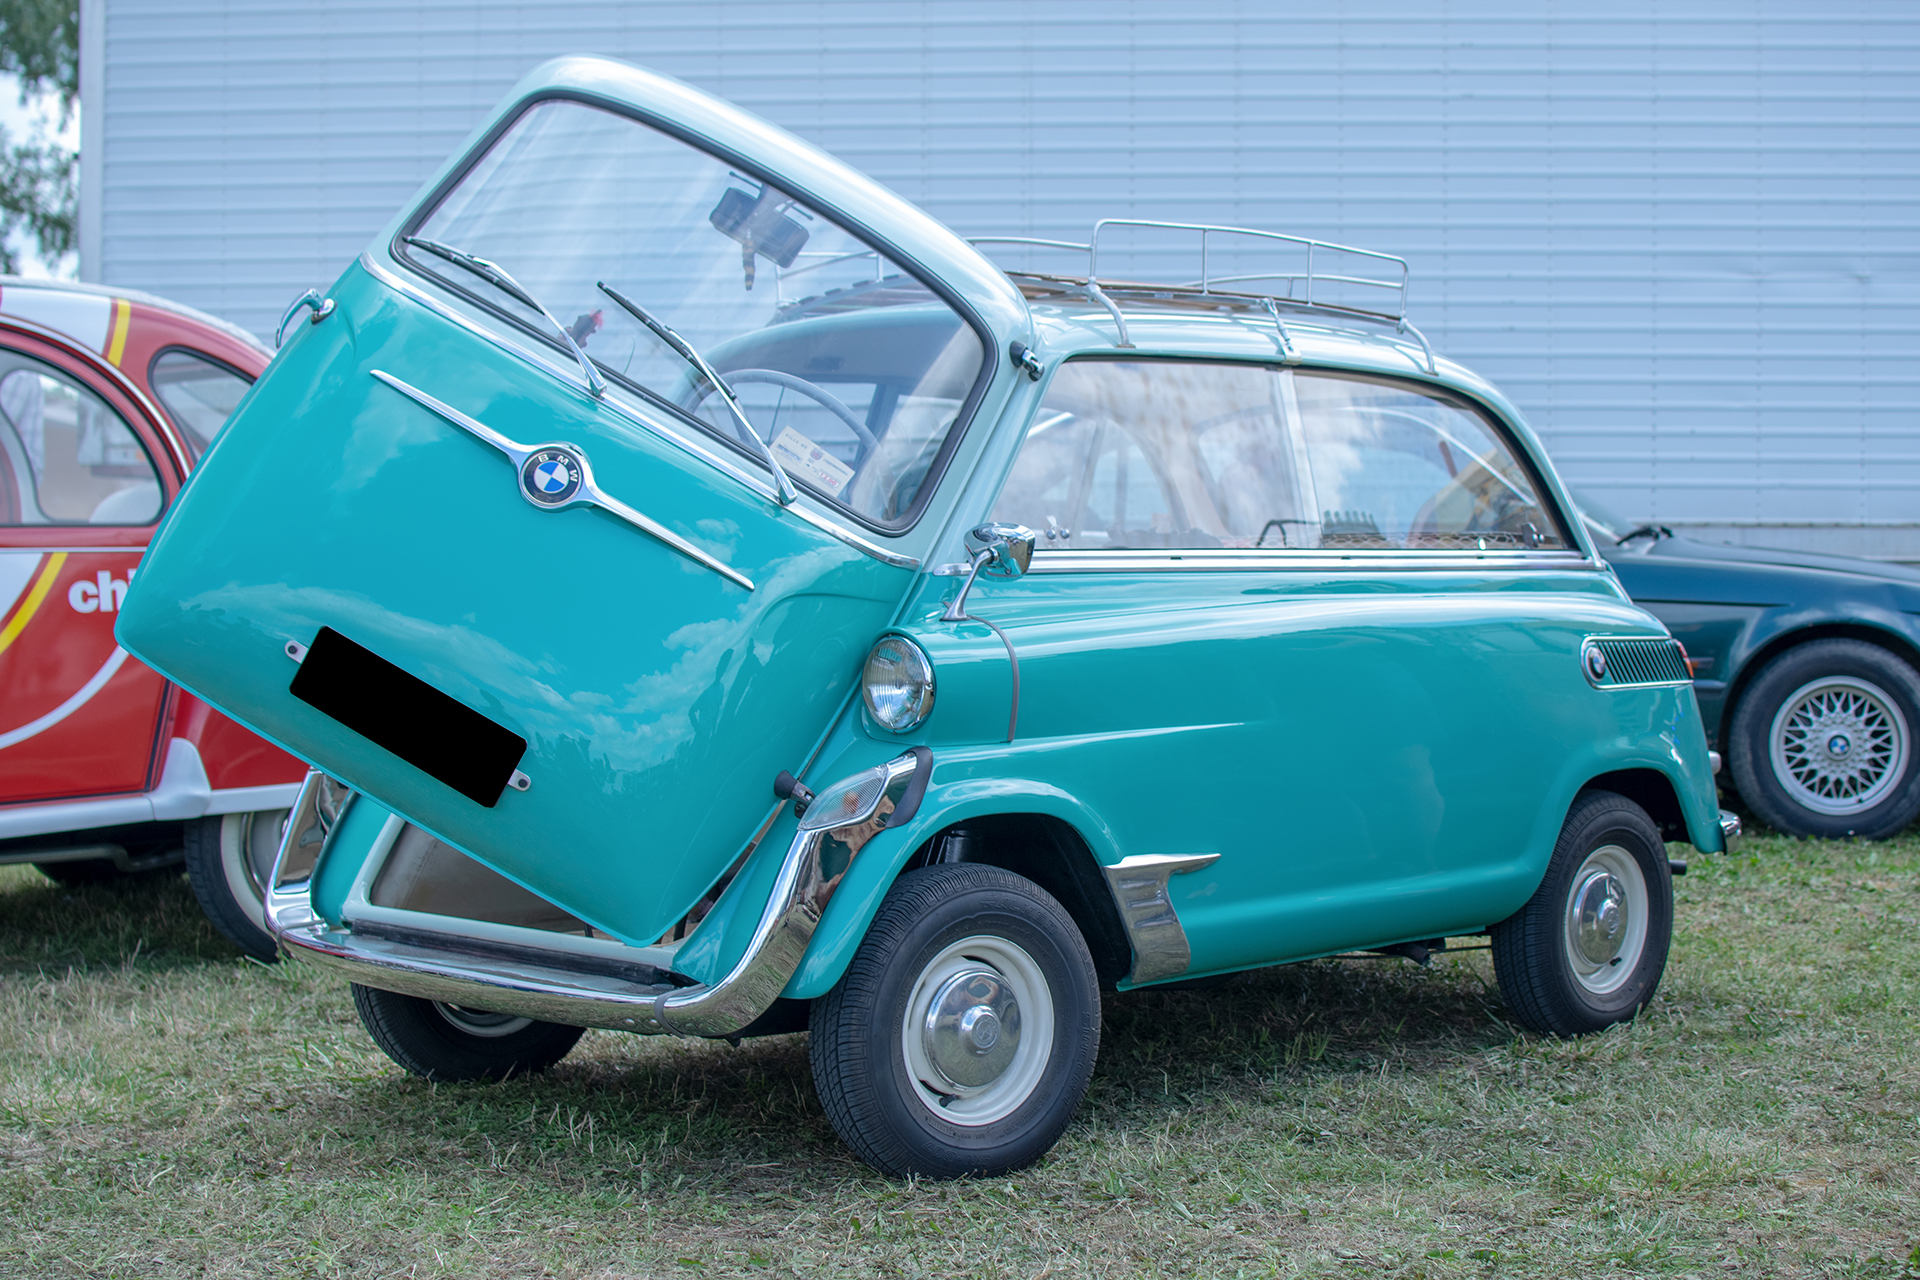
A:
0 278 306 958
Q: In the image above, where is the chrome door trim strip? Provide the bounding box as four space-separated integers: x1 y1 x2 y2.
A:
371 369 755 592
358 252 920 572
1025 549 1606 573
1102 852 1220 984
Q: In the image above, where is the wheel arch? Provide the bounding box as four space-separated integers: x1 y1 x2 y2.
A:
785 781 1134 998
1581 767 1689 843
1720 622 1920 753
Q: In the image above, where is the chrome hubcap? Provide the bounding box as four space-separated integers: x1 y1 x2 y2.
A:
1770 676 1909 814
434 1004 535 1038
901 935 1054 1126
1562 844 1649 996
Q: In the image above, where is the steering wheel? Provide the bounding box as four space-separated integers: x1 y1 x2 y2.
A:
689 368 880 460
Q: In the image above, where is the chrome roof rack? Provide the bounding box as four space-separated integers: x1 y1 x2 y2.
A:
968 220 1435 374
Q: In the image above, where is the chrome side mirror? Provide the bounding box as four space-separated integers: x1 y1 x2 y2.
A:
965 522 1036 580
944 523 1037 621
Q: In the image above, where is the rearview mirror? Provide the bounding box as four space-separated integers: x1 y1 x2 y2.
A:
709 182 811 289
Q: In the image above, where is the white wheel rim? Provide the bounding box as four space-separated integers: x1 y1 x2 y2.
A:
899 934 1054 1127
1562 844 1649 996
221 808 289 920
433 1004 535 1038
1768 675 1909 815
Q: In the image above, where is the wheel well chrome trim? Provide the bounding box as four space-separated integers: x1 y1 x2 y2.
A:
1100 852 1219 985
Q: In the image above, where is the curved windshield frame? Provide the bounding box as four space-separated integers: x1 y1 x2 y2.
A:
394 92 993 534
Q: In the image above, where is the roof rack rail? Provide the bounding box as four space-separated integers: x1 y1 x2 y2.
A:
967 221 1435 373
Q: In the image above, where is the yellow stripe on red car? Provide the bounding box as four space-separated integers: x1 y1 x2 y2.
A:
0 552 67 657
105 298 131 366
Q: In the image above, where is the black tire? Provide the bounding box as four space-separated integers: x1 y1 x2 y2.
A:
184 809 289 962
809 863 1101 1179
1491 790 1673 1037
1727 639 1920 839
350 984 585 1082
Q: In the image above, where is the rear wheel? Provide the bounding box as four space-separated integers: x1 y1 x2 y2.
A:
1491 790 1673 1036
809 863 1101 1179
351 984 585 1082
1728 639 1920 839
184 808 289 962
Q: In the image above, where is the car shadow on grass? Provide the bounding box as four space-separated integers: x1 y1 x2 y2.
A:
0 862 245 973
302 948 1517 1188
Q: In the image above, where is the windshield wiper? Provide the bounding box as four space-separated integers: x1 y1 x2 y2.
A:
1616 524 1674 546
596 281 798 507
404 236 606 400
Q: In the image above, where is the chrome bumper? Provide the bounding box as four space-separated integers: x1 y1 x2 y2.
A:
1719 808 1742 842
265 751 929 1038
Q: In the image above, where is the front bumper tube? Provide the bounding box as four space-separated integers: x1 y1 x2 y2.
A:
263 751 930 1039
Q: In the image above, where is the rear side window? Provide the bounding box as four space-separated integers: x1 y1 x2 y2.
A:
991 359 1565 553
0 349 163 526
1293 372 1565 550
150 349 252 459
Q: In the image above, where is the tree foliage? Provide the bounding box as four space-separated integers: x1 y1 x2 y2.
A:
0 0 77 273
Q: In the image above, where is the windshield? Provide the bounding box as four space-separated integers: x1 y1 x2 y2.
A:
401 97 988 529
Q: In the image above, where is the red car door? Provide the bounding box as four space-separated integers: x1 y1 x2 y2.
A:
0 321 186 803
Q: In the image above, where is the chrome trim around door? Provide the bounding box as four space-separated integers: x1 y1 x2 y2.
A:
370 369 755 591
1101 852 1220 984
358 252 920 572
1026 549 1605 573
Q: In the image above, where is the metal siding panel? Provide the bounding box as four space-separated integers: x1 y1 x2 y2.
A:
97 2 1920 557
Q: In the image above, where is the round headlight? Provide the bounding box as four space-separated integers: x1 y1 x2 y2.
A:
862 635 935 733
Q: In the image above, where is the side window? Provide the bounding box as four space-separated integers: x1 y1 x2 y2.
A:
150 349 252 459
990 360 1311 549
0 351 164 526
1292 372 1566 550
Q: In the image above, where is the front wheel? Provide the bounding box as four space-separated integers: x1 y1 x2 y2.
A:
351 984 585 1082
1727 639 1920 839
1491 790 1673 1036
809 864 1101 1179
183 808 290 962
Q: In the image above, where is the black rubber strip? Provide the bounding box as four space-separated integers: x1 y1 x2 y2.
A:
886 746 934 828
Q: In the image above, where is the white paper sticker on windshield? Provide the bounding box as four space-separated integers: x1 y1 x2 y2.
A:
771 427 856 498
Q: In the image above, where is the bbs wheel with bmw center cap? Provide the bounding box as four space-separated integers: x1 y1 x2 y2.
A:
351 984 586 1082
1727 638 1920 840
1491 790 1673 1037
809 863 1101 1179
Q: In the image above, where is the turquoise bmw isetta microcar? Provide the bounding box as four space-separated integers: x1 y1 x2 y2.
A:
117 57 1732 1179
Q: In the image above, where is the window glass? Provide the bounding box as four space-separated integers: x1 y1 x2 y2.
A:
1293 373 1565 550
150 349 252 458
406 98 986 528
991 360 1310 549
0 351 163 526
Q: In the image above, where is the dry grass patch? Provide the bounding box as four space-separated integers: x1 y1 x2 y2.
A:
3 826 1918 1278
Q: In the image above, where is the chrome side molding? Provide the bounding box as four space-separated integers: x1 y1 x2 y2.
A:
370 369 754 592
1101 852 1220 984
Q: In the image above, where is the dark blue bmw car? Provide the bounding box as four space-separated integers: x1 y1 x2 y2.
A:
1582 498 1920 839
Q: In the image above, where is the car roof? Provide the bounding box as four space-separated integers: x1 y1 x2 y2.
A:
0 276 269 356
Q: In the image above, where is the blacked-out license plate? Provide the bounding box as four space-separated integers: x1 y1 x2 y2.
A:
288 626 526 807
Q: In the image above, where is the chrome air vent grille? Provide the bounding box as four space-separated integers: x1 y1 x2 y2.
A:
1584 637 1690 688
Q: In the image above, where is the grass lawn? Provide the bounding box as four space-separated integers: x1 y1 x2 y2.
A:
2 827 1917 1279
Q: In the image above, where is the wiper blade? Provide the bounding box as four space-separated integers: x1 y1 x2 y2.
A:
596 280 798 507
1616 524 1674 546
405 236 606 400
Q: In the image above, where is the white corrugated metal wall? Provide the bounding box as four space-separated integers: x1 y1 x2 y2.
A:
87 2 1920 558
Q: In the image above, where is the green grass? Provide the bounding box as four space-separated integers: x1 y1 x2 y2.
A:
2 829 1918 1279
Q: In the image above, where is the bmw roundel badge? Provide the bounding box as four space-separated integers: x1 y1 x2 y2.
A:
520 447 584 507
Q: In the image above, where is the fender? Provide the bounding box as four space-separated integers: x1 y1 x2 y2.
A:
782 764 1123 999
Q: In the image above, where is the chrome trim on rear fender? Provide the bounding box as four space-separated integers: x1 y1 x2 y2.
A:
1719 809 1742 842
1102 852 1220 984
